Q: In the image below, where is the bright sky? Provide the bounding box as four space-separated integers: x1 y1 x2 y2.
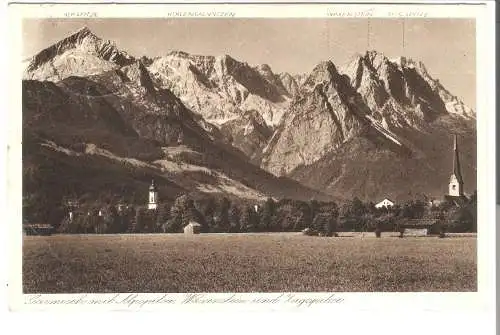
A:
23 18 476 109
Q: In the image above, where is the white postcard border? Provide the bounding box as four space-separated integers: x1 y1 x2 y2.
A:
6 1 496 320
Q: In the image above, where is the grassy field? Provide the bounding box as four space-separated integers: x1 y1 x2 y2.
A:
23 233 477 293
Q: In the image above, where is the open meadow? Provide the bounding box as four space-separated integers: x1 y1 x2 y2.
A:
23 233 477 293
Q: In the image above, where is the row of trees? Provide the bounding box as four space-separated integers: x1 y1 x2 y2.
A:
56 193 477 234
57 196 335 234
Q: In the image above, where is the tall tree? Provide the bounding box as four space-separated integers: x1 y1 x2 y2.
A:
340 197 365 231
134 207 146 233
186 200 207 232
309 199 320 224
156 203 171 233
228 204 241 233
200 196 217 230
259 197 277 231
240 205 258 232
215 197 231 232
169 194 190 231
103 204 119 233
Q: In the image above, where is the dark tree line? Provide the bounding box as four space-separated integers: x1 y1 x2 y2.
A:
52 192 478 234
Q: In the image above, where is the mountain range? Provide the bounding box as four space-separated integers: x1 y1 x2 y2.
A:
22 26 476 219
261 51 476 200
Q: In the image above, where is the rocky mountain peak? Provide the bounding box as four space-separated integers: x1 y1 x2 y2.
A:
24 26 135 81
262 51 476 202
340 49 477 126
167 50 191 58
363 50 390 68
388 55 427 73
313 60 339 77
301 61 340 92
277 72 301 97
75 26 92 36
215 54 238 71
255 63 274 76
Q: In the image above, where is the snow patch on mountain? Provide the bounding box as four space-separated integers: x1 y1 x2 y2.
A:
147 52 291 127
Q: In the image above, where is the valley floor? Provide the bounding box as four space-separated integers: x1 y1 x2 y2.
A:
23 233 476 293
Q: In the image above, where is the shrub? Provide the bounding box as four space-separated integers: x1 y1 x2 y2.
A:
375 221 382 238
439 225 446 238
302 228 315 236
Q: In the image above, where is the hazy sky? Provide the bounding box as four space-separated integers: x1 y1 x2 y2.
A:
23 18 476 108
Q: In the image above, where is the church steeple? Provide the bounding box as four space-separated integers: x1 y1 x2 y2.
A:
148 179 158 210
448 134 464 197
453 134 463 183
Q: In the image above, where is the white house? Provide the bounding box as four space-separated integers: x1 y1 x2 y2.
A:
375 198 395 209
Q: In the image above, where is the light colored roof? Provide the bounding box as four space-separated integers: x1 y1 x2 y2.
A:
402 219 439 227
23 224 54 229
377 198 394 203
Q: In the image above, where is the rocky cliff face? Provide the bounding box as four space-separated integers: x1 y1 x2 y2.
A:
146 51 297 159
220 110 274 164
147 51 291 126
341 51 475 129
262 51 476 201
278 72 304 97
261 60 373 176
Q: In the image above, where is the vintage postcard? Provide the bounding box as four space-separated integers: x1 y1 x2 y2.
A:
5 0 496 329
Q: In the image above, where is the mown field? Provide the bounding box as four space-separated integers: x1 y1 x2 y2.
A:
23 233 477 293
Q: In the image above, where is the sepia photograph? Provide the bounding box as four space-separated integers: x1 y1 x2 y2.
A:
19 14 480 295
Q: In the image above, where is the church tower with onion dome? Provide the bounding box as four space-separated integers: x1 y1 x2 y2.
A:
148 179 158 210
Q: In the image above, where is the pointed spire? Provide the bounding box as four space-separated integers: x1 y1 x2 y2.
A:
452 134 463 184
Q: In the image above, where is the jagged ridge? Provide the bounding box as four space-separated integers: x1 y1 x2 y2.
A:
262 50 476 201
24 26 136 81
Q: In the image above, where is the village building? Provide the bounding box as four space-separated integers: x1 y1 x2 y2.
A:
23 223 54 236
428 199 444 208
375 198 394 209
399 218 441 236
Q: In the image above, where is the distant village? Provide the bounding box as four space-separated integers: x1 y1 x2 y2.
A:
24 135 476 236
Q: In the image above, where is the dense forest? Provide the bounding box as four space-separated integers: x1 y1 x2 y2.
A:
41 192 477 235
